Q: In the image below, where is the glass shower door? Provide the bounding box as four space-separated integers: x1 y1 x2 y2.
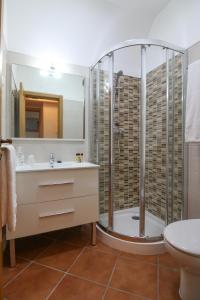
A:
90 40 186 242
144 46 184 238
90 55 113 231
112 46 141 237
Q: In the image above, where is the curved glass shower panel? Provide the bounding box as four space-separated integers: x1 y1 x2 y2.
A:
90 39 186 242
91 55 112 230
112 46 141 237
144 45 168 238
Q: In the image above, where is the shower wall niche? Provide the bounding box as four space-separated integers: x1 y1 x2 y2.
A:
90 41 185 240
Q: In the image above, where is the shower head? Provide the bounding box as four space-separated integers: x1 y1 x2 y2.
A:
117 70 123 77
116 70 123 87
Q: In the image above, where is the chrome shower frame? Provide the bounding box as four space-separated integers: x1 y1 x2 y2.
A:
90 38 188 242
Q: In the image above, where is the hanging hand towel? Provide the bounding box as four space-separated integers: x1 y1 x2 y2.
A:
0 144 17 231
186 59 200 142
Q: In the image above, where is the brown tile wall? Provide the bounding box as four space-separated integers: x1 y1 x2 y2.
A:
145 55 183 222
113 75 140 210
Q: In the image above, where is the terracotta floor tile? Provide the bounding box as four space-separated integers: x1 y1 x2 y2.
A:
104 288 145 300
120 251 157 264
58 226 91 246
159 253 180 269
110 258 157 299
159 266 180 300
16 235 53 260
36 240 84 271
3 257 30 286
49 274 105 300
70 248 117 284
3 263 63 300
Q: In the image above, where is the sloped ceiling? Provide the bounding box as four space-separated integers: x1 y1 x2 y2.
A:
5 0 169 66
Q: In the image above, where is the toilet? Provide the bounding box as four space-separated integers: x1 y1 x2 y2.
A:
164 219 200 300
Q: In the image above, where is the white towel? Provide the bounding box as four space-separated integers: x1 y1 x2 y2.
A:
186 59 200 142
0 144 17 231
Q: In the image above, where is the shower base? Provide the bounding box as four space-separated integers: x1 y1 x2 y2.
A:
98 207 166 255
100 207 165 238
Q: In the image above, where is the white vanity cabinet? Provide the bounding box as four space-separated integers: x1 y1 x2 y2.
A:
6 162 99 266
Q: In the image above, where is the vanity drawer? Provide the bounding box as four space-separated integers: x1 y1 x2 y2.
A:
16 168 99 204
7 195 99 239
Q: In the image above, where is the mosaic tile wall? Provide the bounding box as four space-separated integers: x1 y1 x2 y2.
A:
170 56 183 222
90 70 110 214
90 55 183 223
145 55 183 222
91 71 140 214
113 76 140 210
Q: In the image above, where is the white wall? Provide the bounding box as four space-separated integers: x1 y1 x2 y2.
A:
5 0 169 67
149 0 200 219
188 144 200 219
6 51 89 162
149 0 200 48
0 0 8 137
187 45 200 219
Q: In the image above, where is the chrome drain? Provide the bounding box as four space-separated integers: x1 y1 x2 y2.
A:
132 216 140 220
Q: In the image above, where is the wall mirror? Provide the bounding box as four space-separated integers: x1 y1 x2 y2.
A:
10 63 85 139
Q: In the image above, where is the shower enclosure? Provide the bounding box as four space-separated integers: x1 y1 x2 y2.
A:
90 39 187 242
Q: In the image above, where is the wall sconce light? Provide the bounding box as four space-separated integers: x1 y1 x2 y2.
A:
40 63 62 79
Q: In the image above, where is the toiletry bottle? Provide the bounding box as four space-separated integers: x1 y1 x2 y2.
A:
80 153 84 162
75 153 81 162
17 146 25 165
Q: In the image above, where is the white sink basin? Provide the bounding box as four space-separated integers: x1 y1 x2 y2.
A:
16 161 99 172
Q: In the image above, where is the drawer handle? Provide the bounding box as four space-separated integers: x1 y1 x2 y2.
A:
39 208 75 218
39 180 75 187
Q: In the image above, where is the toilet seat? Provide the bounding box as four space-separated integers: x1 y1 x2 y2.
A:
164 219 200 257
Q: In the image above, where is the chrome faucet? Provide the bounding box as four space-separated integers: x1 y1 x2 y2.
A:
49 153 55 167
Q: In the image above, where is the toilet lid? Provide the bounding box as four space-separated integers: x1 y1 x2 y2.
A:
164 219 200 256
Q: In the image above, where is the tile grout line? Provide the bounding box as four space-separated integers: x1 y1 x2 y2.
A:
109 287 151 300
102 256 119 299
66 272 107 288
18 245 88 275
4 237 163 299
17 247 120 288
3 261 33 288
66 246 87 273
30 260 66 274
103 255 159 300
16 255 33 262
45 273 66 300
32 239 57 260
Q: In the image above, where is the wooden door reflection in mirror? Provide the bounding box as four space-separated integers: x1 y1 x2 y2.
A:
19 82 63 138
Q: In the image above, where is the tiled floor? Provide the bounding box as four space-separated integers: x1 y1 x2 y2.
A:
3 226 181 300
